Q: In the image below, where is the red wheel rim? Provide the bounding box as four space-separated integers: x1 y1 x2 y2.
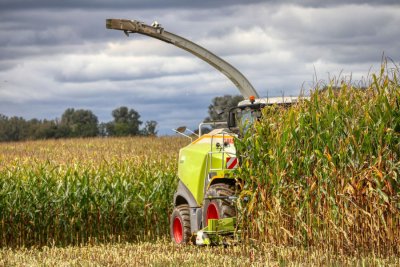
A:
206 203 219 225
173 217 183 243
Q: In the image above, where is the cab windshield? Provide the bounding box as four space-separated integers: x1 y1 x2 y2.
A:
236 108 262 131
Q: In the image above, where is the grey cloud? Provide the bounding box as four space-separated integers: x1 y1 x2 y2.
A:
0 11 106 47
1 1 400 134
0 0 266 11
291 0 400 7
0 0 399 11
0 62 15 71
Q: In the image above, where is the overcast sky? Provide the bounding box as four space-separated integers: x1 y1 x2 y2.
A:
0 1 399 134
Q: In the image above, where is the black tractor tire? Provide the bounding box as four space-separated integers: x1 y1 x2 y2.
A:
202 183 236 227
170 204 191 244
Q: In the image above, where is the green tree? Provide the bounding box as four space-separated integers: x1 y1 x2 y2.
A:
141 120 158 136
36 119 59 139
0 115 60 141
61 108 99 137
4 116 29 141
0 114 9 142
26 118 41 139
107 106 142 136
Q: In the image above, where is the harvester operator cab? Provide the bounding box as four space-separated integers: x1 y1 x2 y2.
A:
228 95 266 133
228 96 308 133
227 103 264 131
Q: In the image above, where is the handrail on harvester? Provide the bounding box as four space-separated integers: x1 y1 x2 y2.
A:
106 19 260 99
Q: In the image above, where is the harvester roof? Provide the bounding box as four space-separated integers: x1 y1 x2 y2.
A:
238 96 310 107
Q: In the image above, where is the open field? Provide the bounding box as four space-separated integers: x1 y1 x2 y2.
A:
1 240 399 267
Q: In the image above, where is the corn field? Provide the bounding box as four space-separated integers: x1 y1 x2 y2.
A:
1 64 400 260
0 137 187 247
235 63 400 256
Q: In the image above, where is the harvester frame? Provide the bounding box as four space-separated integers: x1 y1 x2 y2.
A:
106 18 306 245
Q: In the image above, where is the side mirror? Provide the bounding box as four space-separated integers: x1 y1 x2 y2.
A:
227 111 236 128
175 126 187 133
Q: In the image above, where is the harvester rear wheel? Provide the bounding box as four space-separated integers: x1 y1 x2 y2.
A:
203 183 236 227
170 204 191 244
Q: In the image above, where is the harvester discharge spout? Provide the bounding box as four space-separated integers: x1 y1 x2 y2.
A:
106 18 259 99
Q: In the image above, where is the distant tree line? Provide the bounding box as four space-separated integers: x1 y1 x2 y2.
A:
0 106 157 142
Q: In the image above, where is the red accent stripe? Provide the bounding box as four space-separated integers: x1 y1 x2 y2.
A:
226 157 238 169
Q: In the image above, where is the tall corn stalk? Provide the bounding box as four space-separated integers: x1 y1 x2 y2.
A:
235 62 400 255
